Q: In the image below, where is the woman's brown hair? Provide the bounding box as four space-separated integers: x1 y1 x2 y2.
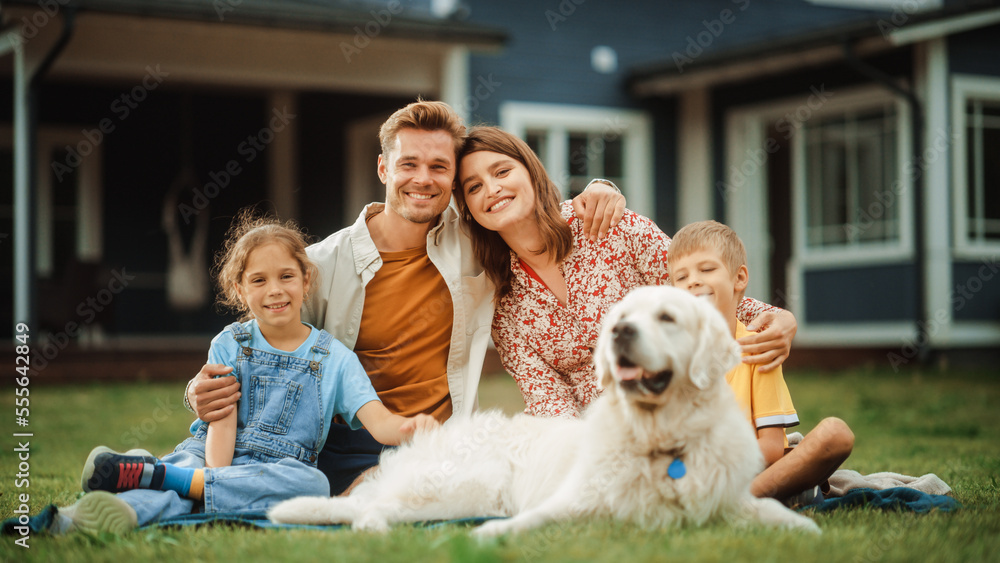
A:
453 126 572 300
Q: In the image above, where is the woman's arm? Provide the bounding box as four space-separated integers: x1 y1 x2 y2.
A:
736 301 797 373
355 401 439 446
571 180 626 241
205 409 237 468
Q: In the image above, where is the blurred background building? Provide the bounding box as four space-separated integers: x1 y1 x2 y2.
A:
2 0 998 376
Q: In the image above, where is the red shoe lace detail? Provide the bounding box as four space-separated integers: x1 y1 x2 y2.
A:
117 462 144 490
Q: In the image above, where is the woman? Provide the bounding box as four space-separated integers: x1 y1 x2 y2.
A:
453 126 796 418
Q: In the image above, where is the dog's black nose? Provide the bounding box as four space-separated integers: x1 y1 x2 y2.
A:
613 322 636 341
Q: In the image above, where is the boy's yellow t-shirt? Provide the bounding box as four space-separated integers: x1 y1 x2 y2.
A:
726 321 800 447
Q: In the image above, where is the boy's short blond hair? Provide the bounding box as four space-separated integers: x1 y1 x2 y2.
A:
669 220 748 295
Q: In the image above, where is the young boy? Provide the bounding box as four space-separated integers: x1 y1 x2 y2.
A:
668 220 854 505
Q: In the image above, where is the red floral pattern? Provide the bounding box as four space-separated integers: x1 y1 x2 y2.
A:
492 203 775 418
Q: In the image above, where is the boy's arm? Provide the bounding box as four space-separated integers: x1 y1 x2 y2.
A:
205 410 237 468
757 427 786 467
354 401 439 446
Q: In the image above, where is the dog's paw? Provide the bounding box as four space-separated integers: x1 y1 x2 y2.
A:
268 496 342 525
353 511 390 533
785 513 822 535
472 518 514 539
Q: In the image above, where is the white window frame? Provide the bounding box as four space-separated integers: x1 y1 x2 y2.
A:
0 125 104 277
791 90 913 268
951 74 1000 259
725 85 914 345
499 102 654 218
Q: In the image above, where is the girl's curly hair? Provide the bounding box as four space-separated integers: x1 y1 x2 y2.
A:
213 209 319 321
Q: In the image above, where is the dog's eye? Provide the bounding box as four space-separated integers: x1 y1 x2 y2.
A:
659 312 674 323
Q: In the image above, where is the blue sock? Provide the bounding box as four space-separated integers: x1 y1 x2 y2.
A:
157 463 196 497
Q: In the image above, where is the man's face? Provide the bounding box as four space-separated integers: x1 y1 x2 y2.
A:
378 128 456 225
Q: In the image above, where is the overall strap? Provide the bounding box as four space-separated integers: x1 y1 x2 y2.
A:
311 329 334 356
228 321 253 343
308 330 334 373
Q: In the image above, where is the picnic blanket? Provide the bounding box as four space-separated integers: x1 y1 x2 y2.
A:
780 432 959 513
1 504 498 534
805 487 960 513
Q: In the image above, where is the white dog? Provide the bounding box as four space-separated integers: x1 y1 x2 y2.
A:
269 286 819 535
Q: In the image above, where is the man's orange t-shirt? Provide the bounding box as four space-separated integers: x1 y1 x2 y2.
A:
353 245 453 422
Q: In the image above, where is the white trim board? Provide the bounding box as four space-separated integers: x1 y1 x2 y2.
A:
951 74 1000 259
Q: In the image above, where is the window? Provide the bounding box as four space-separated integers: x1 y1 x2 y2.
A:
501 102 653 217
953 75 1000 254
964 98 1000 243
803 105 899 247
525 129 624 198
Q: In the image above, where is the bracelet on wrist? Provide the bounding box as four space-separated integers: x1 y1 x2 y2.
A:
586 178 621 194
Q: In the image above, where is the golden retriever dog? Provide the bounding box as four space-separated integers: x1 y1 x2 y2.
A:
268 286 819 535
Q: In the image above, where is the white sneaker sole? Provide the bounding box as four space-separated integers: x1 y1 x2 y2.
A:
60 491 137 535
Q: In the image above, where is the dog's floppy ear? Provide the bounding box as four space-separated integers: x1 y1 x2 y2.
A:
595 326 616 390
688 299 742 390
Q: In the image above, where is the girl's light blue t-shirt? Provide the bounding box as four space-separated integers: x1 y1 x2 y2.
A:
189 320 380 450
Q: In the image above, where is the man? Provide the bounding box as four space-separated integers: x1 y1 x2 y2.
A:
186 100 628 493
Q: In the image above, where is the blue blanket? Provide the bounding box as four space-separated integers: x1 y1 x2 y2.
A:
3 487 958 535
803 487 961 513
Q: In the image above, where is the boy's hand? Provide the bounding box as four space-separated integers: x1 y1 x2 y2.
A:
572 181 625 242
739 309 797 372
191 364 240 422
398 414 440 441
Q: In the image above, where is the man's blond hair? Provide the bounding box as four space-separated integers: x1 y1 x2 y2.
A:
669 220 748 293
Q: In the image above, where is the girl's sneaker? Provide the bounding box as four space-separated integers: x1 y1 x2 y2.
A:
81 446 159 493
56 491 137 535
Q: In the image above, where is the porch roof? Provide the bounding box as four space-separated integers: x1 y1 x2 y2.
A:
628 3 1000 97
4 0 507 47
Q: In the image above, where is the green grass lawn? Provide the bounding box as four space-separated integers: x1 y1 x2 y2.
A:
2 368 999 562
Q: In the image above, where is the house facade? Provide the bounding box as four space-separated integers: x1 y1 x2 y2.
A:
3 0 999 364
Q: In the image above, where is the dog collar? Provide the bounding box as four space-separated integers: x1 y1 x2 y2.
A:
667 458 686 479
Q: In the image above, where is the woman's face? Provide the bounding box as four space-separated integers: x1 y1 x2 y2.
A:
458 150 536 234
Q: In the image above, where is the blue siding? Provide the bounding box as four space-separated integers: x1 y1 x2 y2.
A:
952 261 1000 321
949 23 1000 77
805 264 918 323
463 0 887 124
711 48 913 219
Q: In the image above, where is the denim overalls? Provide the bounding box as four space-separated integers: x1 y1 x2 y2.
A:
120 323 333 525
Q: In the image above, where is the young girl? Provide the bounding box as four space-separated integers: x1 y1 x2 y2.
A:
55 213 437 535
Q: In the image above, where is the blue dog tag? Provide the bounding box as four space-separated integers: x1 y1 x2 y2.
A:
667 458 686 479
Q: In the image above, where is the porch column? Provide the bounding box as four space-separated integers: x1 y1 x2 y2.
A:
267 90 298 221
915 38 952 346
677 88 713 224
